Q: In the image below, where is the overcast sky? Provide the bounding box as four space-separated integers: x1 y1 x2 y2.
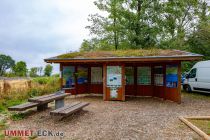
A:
0 0 99 74
0 0 209 74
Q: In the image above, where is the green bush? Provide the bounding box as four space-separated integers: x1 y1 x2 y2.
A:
33 77 48 85
10 113 25 121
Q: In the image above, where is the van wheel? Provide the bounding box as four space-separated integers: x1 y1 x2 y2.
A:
184 85 192 93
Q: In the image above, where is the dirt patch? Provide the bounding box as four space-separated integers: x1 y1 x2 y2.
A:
7 94 210 140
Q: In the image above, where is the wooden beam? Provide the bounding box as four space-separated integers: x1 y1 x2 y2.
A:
45 56 202 63
103 64 107 101
177 61 182 104
122 64 125 101
179 116 210 140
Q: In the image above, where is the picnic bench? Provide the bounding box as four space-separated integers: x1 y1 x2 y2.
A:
8 91 70 111
50 102 89 118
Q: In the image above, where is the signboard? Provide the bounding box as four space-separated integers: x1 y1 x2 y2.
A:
91 67 103 84
166 65 178 88
107 66 122 87
62 66 75 88
137 67 151 85
77 66 88 84
154 66 164 86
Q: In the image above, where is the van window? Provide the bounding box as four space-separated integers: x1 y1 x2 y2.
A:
188 68 197 78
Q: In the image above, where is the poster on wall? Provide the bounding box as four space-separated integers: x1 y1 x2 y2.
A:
137 67 151 85
154 66 164 86
166 65 178 88
91 67 103 84
125 67 134 85
110 88 118 98
62 66 75 88
107 66 122 87
77 66 88 84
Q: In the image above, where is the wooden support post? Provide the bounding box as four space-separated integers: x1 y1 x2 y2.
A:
75 66 78 95
55 98 64 109
88 66 91 94
134 66 137 96
122 64 125 101
103 64 107 101
163 63 166 100
151 64 154 97
60 63 63 90
37 103 48 111
177 61 182 104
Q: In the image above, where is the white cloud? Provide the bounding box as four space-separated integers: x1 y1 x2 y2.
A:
0 0 100 74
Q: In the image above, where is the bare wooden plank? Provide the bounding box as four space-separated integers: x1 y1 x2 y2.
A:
50 102 89 116
30 93 69 104
28 91 61 102
8 102 39 111
50 102 80 115
59 102 89 115
37 94 68 103
185 116 210 120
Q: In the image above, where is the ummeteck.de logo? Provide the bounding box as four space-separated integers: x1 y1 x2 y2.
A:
4 129 64 137
4 130 33 137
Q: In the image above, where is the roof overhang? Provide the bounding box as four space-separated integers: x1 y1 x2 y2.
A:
44 55 203 63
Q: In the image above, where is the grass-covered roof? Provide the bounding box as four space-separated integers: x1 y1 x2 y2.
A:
56 49 187 59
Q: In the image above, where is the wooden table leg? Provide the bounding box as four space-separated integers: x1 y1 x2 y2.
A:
37 103 48 111
55 98 64 109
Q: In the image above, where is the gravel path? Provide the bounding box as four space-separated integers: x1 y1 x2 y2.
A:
8 93 210 140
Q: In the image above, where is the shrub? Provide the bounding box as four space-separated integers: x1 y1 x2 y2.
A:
10 113 25 121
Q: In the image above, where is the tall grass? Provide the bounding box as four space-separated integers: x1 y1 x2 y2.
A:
0 76 60 112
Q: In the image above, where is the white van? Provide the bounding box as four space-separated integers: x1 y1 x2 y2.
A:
183 60 210 93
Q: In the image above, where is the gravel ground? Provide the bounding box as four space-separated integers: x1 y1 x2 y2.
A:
8 93 210 140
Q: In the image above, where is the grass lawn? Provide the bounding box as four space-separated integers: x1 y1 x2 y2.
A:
189 119 210 135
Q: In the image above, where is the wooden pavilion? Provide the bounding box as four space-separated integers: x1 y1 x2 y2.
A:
44 49 202 103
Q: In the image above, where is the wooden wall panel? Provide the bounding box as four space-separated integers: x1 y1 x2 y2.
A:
125 85 135 96
90 84 103 94
136 85 153 96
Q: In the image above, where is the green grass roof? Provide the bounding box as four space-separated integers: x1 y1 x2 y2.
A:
56 49 186 59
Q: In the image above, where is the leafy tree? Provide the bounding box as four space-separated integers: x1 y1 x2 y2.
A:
0 54 15 76
86 0 125 50
83 0 207 51
29 67 39 77
12 61 27 77
44 64 53 77
188 23 210 60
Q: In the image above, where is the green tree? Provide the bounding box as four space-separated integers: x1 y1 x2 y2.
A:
29 67 39 77
86 0 124 50
12 61 27 77
188 23 210 60
0 54 15 76
44 64 53 77
159 0 203 49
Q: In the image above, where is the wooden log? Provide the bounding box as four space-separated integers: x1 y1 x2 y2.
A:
185 116 210 120
179 116 210 140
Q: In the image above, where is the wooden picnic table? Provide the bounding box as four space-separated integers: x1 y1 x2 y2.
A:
28 91 70 111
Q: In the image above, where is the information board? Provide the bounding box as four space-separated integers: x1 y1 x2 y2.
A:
166 65 178 88
91 67 103 84
137 67 151 85
77 66 88 84
107 66 122 87
62 66 75 88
